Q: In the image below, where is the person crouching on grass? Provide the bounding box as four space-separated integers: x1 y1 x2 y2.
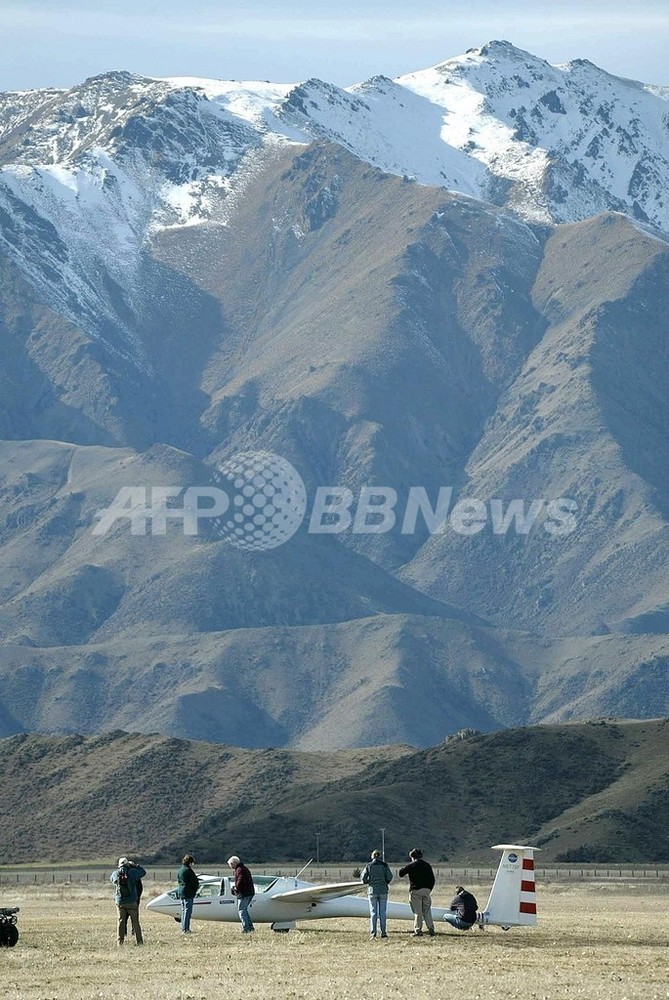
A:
445 885 479 930
176 854 200 934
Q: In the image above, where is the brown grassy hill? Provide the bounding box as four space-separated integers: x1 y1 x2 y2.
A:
2 719 668 864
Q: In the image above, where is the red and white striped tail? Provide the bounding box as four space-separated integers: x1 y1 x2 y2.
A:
482 845 540 928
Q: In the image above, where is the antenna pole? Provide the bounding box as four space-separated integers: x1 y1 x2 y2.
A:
295 859 314 880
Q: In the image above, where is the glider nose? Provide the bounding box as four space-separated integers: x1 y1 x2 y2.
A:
146 892 176 915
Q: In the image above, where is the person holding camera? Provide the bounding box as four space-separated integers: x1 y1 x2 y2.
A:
110 857 146 945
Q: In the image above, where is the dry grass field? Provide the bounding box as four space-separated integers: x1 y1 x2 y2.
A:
1 880 667 1000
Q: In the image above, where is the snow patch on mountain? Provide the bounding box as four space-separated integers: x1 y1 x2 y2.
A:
276 76 488 198
161 77 293 129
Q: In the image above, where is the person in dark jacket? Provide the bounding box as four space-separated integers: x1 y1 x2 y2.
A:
176 854 200 934
227 855 255 933
399 848 436 937
121 869 143 941
445 885 478 930
110 857 146 945
361 849 393 938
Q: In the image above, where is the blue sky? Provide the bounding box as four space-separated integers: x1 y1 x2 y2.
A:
1 0 668 90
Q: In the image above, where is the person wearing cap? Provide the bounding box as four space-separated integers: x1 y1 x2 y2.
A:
176 855 200 934
361 849 393 938
227 856 255 933
110 856 146 945
398 848 436 937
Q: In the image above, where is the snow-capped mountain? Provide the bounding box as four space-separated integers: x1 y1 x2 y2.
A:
2 41 667 233
1 40 668 364
0 72 293 368
397 40 669 227
1 42 668 748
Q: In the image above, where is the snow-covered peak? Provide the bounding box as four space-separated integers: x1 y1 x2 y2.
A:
0 72 166 166
394 40 669 229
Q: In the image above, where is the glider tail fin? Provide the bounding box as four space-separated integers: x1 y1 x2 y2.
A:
481 845 539 928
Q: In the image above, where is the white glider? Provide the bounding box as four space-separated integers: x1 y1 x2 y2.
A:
147 845 539 933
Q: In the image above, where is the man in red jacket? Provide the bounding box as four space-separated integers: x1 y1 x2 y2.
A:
227 855 255 933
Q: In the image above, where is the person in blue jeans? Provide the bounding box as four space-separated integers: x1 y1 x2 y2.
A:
228 855 255 933
176 854 200 934
362 849 393 938
444 885 479 930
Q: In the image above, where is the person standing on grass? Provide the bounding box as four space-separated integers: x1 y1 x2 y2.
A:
227 855 255 933
121 870 143 941
362 849 393 938
176 854 200 934
110 857 146 946
399 848 436 937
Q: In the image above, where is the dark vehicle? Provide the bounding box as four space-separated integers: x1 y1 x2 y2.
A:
0 907 19 947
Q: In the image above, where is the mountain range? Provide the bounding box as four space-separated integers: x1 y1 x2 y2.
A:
0 41 667 748
2 719 668 863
